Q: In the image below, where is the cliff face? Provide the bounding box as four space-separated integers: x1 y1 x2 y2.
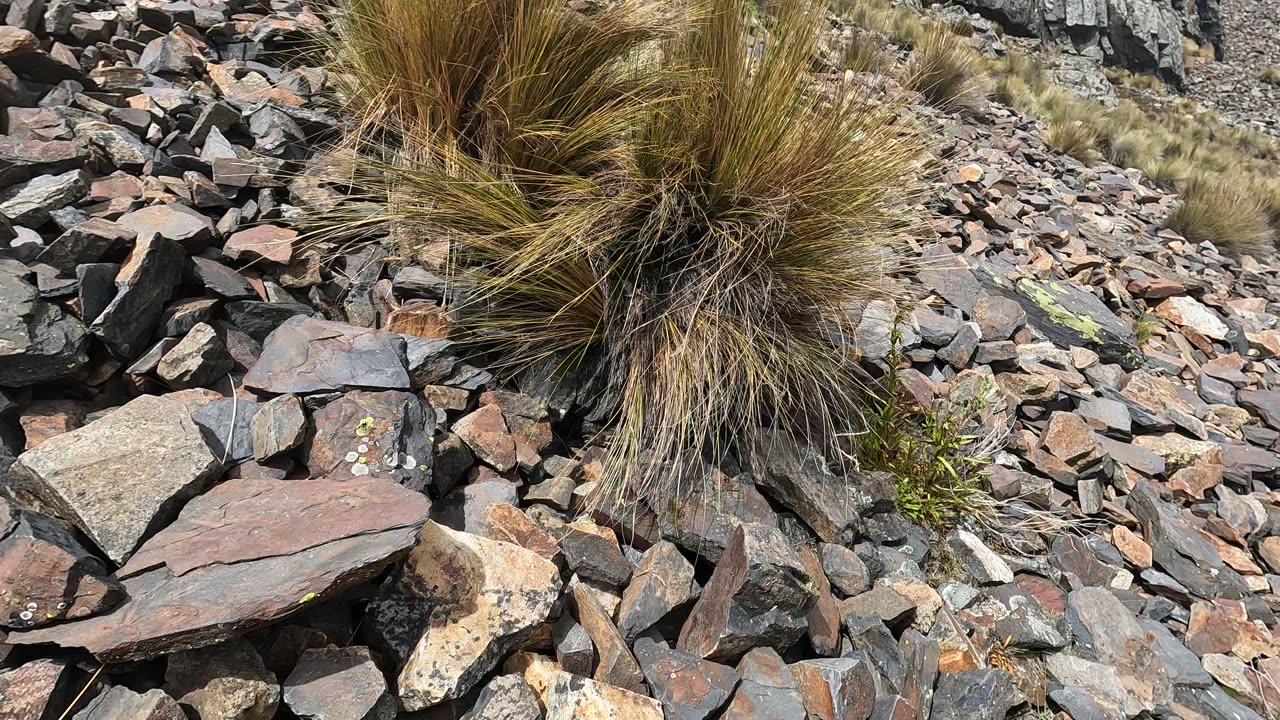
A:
954 0 1222 86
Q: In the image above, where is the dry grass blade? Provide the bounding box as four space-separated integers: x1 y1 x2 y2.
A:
1044 119 1098 163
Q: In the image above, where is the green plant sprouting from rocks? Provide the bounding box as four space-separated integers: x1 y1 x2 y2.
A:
854 319 994 527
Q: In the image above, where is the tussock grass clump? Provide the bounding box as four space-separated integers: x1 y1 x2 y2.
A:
1262 67 1280 86
842 27 889 73
1167 173 1276 257
324 0 931 507
1044 120 1097 163
901 27 989 111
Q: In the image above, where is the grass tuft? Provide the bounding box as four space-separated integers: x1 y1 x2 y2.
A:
1166 172 1276 258
1262 67 1280 86
1044 119 1097 163
321 0 932 508
901 27 989 112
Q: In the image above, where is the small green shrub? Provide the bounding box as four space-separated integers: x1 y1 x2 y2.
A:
856 326 993 527
1132 314 1162 346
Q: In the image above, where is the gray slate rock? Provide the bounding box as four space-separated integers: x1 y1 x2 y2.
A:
0 261 89 386
9 394 221 563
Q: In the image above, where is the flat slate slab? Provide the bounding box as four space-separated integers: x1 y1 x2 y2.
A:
8 477 431 661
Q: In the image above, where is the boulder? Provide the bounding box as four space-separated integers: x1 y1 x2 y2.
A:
0 262 89 386
388 522 560 710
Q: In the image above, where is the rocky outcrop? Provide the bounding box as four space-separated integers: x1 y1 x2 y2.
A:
954 0 1219 86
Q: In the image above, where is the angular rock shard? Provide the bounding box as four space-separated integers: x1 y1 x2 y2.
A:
678 522 816 662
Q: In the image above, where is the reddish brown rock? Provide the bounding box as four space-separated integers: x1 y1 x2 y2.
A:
0 659 82 720
1167 463 1223 500
480 391 552 471
453 403 517 472
223 224 296 265
618 540 698 641
791 657 876 720
572 583 645 693
721 647 808 720
18 400 88 450
303 390 434 491
799 545 842 657
678 522 816 662
634 636 738 720
0 498 123 629
8 478 430 661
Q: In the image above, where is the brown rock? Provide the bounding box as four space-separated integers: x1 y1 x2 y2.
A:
165 638 280 720
156 322 234 389
618 540 698 641
8 478 430 661
1257 536 1280 574
791 657 876 720
303 390 434 491
1111 526 1152 569
720 647 808 720
453 403 517 472
840 586 915 631
633 636 738 720
223 225 296 265
483 504 561 564
572 583 645 693
18 400 88 450
249 394 306 461
1040 411 1098 466
394 522 560 710
799 545 842 657
1167 463 1223 500
678 522 816 662
1132 433 1221 471
387 300 448 339
0 498 124 629
0 660 81 720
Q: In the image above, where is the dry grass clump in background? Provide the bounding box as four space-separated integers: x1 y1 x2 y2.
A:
1182 36 1215 64
1166 173 1276 257
841 27 889 73
1044 120 1097 163
901 26 989 111
1261 67 1280 86
322 0 931 508
1104 68 1165 92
